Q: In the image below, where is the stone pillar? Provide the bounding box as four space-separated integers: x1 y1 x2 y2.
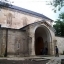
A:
53 40 57 55
50 41 55 55
48 42 51 55
0 29 3 56
50 42 52 55
29 37 32 56
0 29 6 56
30 34 35 56
31 37 35 55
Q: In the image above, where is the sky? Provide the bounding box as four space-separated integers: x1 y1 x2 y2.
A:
9 0 64 21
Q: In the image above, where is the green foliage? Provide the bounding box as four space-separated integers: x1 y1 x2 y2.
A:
59 13 64 20
48 0 64 12
53 12 64 37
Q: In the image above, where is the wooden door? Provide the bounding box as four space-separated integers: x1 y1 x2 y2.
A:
35 37 44 55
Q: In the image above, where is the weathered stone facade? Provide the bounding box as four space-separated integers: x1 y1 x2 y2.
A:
0 21 56 57
0 7 42 29
0 2 57 57
56 36 64 54
0 3 53 29
0 28 28 57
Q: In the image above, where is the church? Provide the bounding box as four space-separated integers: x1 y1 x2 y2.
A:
0 1 58 57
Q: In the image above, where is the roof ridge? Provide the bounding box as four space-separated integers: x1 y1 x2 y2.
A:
0 1 53 21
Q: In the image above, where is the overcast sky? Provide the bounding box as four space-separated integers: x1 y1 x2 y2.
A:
10 0 64 21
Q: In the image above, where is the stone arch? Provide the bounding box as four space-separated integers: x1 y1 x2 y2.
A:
34 25 52 55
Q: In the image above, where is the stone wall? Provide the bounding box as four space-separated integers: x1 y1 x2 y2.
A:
0 29 3 56
0 8 43 29
28 22 56 55
7 29 29 57
56 36 64 54
0 28 29 57
0 6 53 29
0 29 7 56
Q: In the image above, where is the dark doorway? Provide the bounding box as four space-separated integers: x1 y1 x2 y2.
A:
35 26 50 55
35 37 44 55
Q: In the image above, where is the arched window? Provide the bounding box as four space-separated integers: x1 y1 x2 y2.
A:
7 13 12 26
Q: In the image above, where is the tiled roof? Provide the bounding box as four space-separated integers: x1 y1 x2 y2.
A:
0 1 53 21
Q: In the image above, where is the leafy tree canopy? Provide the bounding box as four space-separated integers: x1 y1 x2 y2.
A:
48 0 64 12
53 12 64 37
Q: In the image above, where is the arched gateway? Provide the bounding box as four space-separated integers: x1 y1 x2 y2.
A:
35 25 52 55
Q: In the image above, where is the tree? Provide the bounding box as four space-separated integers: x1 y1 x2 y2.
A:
52 0 64 12
53 12 64 37
47 0 64 12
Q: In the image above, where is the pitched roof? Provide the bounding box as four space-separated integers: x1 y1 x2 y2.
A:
0 1 53 21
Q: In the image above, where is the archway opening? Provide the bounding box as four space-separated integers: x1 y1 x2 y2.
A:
35 37 44 55
35 26 51 55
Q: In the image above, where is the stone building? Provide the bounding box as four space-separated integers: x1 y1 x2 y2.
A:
0 2 57 57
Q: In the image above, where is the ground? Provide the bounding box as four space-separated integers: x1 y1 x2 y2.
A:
0 55 64 64
0 59 49 64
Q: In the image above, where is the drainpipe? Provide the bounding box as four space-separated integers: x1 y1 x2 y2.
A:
4 28 8 57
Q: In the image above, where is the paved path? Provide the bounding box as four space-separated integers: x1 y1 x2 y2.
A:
0 59 49 64
0 56 50 64
0 55 64 64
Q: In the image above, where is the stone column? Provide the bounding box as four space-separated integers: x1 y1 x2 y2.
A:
50 42 53 55
29 37 32 56
50 41 55 55
48 42 51 55
53 40 57 55
30 34 35 56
